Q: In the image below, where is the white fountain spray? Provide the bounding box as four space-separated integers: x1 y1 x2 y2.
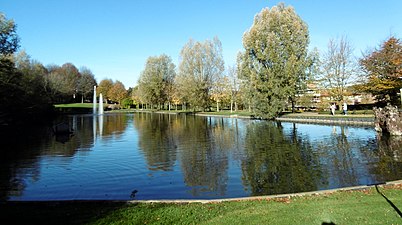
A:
93 86 97 115
98 93 104 137
99 93 104 115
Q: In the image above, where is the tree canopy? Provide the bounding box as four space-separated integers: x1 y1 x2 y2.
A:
358 36 402 104
238 3 310 118
318 36 356 102
177 37 224 111
137 54 176 109
0 13 19 56
109 80 127 104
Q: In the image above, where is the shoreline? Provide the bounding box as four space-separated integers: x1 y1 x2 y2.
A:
112 109 375 126
2 179 401 204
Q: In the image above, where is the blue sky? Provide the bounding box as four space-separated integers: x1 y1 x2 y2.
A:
1 0 401 88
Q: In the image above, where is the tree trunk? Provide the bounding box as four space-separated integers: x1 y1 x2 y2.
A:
290 97 295 113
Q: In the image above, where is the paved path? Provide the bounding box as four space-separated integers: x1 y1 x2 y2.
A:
276 112 374 126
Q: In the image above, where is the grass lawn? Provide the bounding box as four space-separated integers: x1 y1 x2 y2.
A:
1 186 401 225
54 103 95 108
197 110 253 117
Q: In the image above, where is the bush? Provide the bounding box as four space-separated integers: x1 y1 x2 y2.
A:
121 98 133 109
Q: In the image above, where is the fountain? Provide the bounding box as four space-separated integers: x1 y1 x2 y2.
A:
93 86 97 115
99 93 104 115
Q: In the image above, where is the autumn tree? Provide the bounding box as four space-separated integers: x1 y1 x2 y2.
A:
97 78 113 101
358 36 402 104
211 74 230 112
238 3 310 119
177 37 224 111
318 36 356 102
130 86 141 108
109 80 127 105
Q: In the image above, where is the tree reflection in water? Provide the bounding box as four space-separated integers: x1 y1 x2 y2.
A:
134 114 234 197
241 121 323 196
373 135 402 181
2 113 402 200
133 113 177 171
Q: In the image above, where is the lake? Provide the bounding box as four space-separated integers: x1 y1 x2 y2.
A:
1 112 402 201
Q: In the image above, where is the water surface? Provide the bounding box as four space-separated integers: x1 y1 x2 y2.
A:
1 113 401 201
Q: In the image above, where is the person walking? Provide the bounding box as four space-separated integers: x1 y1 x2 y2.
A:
330 103 336 116
343 102 348 115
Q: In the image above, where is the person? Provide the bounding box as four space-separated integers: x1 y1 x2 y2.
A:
343 102 348 115
330 103 336 116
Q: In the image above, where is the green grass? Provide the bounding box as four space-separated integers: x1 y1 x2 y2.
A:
285 111 374 119
54 103 95 108
2 187 402 225
107 109 254 117
317 109 374 116
197 110 253 117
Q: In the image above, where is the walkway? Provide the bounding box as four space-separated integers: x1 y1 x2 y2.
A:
276 112 374 126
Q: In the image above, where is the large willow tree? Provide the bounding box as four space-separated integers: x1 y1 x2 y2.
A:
238 3 310 119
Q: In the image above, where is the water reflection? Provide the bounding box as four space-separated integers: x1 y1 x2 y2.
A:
133 113 177 171
372 135 402 181
1 113 402 200
133 114 232 197
176 116 230 197
241 121 323 196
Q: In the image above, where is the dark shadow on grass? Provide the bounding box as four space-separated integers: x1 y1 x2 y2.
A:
375 185 402 218
0 201 129 225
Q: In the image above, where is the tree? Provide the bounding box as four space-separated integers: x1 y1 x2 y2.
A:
0 13 19 56
13 51 51 107
0 13 23 122
238 3 310 119
319 36 356 102
130 86 141 108
137 54 176 109
46 63 81 102
78 67 97 103
358 36 402 104
97 79 113 101
109 80 127 105
211 74 230 112
178 37 225 111
227 65 240 112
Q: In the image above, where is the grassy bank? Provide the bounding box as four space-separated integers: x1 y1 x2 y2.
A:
54 103 95 108
54 103 95 114
1 186 401 225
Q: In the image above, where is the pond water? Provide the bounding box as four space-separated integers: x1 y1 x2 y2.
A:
1 113 402 201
